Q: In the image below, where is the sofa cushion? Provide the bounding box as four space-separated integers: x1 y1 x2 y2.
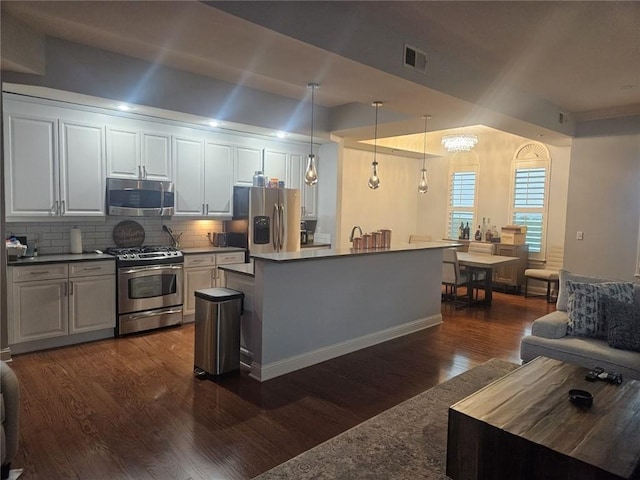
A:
605 297 640 352
520 335 640 380
566 281 634 338
556 269 616 312
530 310 569 339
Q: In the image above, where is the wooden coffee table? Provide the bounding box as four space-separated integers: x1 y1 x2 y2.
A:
446 356 640 480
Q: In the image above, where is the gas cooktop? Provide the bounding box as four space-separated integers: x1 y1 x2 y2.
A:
105 246 183 265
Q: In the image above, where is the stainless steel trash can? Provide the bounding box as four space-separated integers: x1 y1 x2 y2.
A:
194 287 244 376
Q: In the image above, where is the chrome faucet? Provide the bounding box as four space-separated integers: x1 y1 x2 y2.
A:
349 225 363 242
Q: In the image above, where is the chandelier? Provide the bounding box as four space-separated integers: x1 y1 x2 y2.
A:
441 132 478 152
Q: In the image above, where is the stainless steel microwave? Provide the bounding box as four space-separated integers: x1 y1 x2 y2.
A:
106 178 175 216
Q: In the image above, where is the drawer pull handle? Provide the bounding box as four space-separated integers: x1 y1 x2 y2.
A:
29 271 51 275
81 267 102 271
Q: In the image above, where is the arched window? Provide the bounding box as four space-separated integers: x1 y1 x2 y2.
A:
509 143 551 260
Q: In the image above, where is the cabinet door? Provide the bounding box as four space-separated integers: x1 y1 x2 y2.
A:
184 267 215 315
235 146 262 185
204 141 234 217
288 153 302 191
493 245 518 286
10 279 68 343
142 131 172 181
69 275 116 333
59 120 106 216
106 126 140 179
264 149 288 185
4 111 59 217
173 136 205 215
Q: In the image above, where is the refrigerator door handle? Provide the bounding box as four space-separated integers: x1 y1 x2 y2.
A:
272 203 279 250
279 203 285 250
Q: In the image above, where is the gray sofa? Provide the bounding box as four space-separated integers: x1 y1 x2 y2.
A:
1 361 19 479
520 270 640 380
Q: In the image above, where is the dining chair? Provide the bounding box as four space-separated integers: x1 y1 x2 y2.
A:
409 234 432 243
467 242 495 255
524 246 564 302
442 248 475 308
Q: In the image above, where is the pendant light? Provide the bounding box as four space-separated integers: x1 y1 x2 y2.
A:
418 115 430 194
304 83 319 186
368 101 383 190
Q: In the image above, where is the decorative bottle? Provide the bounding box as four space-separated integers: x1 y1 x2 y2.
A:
475 226 481 241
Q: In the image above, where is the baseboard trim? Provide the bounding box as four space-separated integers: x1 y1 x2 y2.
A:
249 314 442 382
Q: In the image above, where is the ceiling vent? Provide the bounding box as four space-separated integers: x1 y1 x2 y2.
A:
404 44 427 73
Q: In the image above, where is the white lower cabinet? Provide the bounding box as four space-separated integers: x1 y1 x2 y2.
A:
68 273 116 334
8 261 116 350
183 251 246 317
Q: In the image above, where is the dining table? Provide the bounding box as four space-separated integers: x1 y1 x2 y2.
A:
457 252 520 305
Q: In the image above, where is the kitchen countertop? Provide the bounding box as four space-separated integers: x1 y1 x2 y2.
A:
252 241 460 263
300 242 331 249
7 252 115 266
181 247 245 255
218 262 254 276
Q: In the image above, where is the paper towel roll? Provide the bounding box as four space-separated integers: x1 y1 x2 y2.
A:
70 228 83 254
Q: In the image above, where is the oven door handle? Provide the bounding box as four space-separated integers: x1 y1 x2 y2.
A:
128 308 183 320
121 265 183 274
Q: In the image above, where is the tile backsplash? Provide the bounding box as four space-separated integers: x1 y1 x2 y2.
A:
6 218 225 255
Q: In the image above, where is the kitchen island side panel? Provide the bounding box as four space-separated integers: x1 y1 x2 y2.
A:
251 247 443 380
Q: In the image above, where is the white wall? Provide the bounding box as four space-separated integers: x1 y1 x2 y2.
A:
563 134 640 280
416 131 570 262
338 148 421 248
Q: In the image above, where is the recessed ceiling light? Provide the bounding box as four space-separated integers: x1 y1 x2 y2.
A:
208 120 220 128
116 104 132 111
275 131 287 139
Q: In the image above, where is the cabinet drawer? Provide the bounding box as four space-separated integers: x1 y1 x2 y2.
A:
11 264 68 282
184 254 216 268
216 251 245 265
69 261 115 277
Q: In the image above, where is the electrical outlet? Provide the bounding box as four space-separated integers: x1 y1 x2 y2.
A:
576 231 584 240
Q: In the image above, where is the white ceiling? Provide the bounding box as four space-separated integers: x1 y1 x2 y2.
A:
2 1 639 149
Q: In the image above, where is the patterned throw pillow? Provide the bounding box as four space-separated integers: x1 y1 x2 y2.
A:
565 281 634 338
604 296 640 352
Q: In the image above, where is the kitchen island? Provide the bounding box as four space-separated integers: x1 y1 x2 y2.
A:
221 242 458 382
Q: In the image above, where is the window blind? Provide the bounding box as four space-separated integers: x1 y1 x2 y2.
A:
512 167 546 253
449 171 476 239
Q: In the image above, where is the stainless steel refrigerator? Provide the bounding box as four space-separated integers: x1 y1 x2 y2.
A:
227 186 301 261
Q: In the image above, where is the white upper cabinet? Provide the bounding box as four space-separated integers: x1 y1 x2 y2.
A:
141 131 172 180
107 118 172 181
4 108 58 217
264 149 288 185
173 135 205 216
4 97 106 218
174 134 234 218
59 120 106 216
234 144 262 185
204 141 234 217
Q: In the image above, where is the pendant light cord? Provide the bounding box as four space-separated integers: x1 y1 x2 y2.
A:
422 115 428 169
373 103 379 164
310 85 315 156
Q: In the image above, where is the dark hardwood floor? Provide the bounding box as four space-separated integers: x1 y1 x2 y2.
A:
7 292 555 480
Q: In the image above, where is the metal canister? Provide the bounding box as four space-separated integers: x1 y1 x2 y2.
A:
362 233 373 249
352 237 362 250
380 229 392 248
372 231 383 248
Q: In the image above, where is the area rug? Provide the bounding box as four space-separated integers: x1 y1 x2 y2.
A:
252 358 519 480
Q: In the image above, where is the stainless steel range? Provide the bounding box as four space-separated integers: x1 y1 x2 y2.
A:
105 246 184 335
